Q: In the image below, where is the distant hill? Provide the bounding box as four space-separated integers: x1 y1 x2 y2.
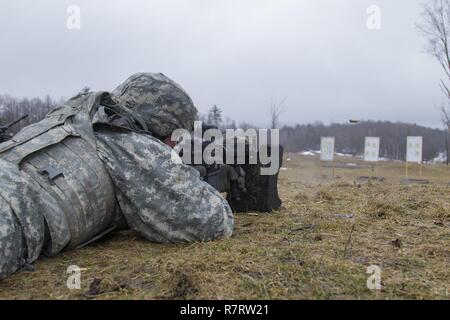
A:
280 121 448 162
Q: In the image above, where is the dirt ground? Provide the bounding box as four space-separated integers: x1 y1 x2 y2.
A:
0 154 449 300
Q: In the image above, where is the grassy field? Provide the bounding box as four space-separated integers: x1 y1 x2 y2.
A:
0 154 449 300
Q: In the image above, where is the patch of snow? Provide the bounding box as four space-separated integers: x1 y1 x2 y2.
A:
299 150 320 156
336 152 355 158
429 152 447 164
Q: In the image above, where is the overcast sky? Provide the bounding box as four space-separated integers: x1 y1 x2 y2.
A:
0 0 446 128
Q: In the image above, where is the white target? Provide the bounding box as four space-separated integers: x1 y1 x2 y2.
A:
320 137 335 161
406 136 423 163
364 137 380 162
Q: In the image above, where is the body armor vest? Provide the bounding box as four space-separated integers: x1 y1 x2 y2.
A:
0 93 119 279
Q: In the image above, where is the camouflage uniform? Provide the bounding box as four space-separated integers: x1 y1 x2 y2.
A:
95 73 233 243
0 73 234 280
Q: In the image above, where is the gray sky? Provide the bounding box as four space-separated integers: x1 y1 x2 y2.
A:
0 0 446 128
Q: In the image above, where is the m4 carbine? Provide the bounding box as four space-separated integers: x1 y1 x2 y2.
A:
186 124 284 213
0 114 29 143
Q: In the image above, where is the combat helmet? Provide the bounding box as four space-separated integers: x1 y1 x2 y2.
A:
112 72 198 138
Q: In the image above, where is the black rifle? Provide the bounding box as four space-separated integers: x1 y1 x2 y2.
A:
0 114 29 143
185 124 284 213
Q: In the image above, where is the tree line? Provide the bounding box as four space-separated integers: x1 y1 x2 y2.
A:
279 121 448 161
1 95 448 162
0 94 61 133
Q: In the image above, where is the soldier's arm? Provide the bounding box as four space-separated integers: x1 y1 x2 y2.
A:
94 129 234 243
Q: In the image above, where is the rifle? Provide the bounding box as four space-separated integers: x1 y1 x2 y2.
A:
185 124 284 213
0 114 29 143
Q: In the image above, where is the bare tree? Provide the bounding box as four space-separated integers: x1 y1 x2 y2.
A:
418 0 450 126
239 122 254 130
269 97 286 129
222 117 237 129
78 86 91 95
0 94 57 133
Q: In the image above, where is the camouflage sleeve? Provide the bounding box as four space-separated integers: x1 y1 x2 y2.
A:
94 129 234 243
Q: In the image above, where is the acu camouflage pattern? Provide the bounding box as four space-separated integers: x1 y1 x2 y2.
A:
95 129 233 243
112 72 198 137
0 72 233 280
0 92 120 279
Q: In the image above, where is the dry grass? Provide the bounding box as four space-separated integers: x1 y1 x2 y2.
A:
0 154 449 300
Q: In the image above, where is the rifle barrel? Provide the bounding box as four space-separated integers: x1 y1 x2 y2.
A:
0 114 29 131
